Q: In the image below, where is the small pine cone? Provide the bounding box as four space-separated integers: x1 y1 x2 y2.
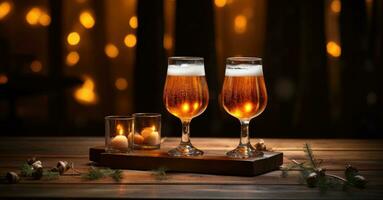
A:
255 139 266 151
32 167 43 180
31 161 42 169
56 161 70 175
353 175 367 188
6 172 20 184
27 157 37 165
306 172 318 187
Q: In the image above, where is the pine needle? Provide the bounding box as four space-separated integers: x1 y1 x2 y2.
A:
82 167 122 182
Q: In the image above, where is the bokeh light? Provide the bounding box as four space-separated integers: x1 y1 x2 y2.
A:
0 74 8 84
234 15 247 34
327 41 341 58
0 1 12 20
79 10 95 29
124 34 137 48
331 0 341 13
129 16 138 29
74 76 97 105
67 32 80 46
163 34 173 50
115 78 128 91
104 43 119 58
66 51 80 66
26 7 42 25
38 13 51 26
30 60 43 72
214 0 227 8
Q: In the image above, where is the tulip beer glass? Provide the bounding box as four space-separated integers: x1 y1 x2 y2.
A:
163 57 209 156
221 57 267 158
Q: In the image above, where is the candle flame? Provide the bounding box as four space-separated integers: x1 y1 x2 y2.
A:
116 124 124 135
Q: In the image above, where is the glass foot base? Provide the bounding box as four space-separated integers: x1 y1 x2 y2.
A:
168 143 203 157
226 143 264 158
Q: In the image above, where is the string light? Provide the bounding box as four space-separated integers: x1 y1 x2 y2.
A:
214 0 227 8
79 10 95 29
0 1 11 20
327 41 341 58
124 34 136 48
129 16 138 29
67 32 80 46
104 43 119 58
30 60 42 72
115 78 128 91
66 51 80 66
234 15 247 34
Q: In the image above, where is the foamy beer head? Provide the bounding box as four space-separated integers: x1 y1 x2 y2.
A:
222 57 267 120
164 57 209 120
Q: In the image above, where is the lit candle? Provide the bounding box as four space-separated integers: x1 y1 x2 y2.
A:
110 124 129 152
141 126 160 146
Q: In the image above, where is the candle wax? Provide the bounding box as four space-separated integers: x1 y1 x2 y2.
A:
141 127 160 146
110 135 129 152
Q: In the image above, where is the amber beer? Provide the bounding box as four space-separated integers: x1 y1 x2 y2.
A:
163 74 209 120
221 66 267 121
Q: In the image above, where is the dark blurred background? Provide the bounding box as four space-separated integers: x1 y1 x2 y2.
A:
0 0 382 138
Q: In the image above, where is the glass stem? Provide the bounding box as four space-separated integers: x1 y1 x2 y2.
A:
181 120 191 144
239 120 250 146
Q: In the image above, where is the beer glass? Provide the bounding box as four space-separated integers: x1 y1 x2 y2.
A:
163 57 209 156
221 57 267 158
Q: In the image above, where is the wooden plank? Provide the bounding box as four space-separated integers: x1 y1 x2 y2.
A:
89 147 283 176
0 184 382 199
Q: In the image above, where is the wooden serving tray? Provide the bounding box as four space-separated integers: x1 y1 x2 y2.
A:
89 147 283 176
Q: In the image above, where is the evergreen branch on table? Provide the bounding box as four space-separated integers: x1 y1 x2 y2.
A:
82 167 122 182
42 170 60 180
281 143 367 192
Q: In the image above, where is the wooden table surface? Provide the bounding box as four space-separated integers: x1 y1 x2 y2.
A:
0 137 383 199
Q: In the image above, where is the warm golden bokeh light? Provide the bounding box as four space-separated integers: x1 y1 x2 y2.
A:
331 0 341 13
327 41 341 58
38 13 51 26
115 78 128 91
163 34 173 50
244 102 253 113
30 60 42 72
79 10 95 29
104 43 119 58
66 51 80 66
193 102 199 110
182 103 190 113
0 1 11 20
129 16 138 29
26 7 42 25
214 0 227 8
124 34 137 48
0 74 8 84
74 76 97 105
234 15 247 34
67 32 80 46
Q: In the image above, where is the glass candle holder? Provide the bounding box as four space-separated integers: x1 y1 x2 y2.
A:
105 116 134 153
133 113 161 149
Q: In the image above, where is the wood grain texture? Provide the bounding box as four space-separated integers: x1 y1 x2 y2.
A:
0 137 383 199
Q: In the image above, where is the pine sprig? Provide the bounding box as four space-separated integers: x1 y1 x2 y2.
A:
82 167 122 182
151 167 168 180
281 143 367 191
20 163 34 177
